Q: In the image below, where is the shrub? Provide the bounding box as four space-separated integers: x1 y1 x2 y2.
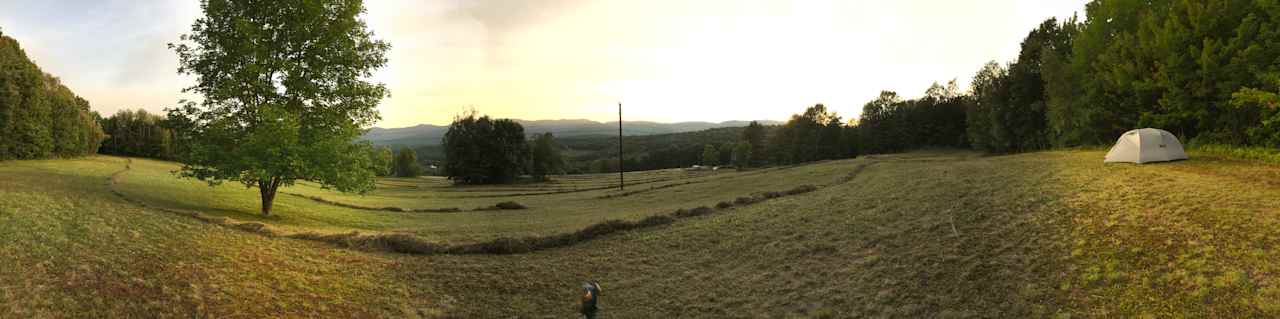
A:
734 196 758 205
716 201 734 209
495 201 528 210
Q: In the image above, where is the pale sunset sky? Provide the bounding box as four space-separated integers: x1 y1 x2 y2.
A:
0 0 1088 128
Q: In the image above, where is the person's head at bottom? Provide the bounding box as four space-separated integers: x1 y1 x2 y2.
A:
580 281 602 319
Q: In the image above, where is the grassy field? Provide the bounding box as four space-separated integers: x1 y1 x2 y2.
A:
4 150 1280 317
113 158 851 243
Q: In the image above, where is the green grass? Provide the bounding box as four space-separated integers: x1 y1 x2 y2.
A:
1188 143 1280 164
0 157 427 317
5 150 1280 317
113 158 850 243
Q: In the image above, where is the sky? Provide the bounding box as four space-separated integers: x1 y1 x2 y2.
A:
0 0 1088 128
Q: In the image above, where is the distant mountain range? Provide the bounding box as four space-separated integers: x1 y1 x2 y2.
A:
362 119 782 146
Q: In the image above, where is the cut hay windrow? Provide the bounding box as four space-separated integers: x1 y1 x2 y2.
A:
109 158 875 255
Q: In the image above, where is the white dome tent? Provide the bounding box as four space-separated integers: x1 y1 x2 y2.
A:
1104 128 1189 164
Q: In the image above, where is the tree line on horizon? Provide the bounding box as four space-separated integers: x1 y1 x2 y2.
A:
768 0 1280 163
0 31 105 160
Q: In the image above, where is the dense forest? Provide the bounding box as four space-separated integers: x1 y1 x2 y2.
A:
560 127 747 173
0 30 105 160
98 109 176 159
854 0 1280 158
974 1 1280 150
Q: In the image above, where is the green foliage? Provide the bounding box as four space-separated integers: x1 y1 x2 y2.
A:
701 144 719 166
557 126 750 172
1044 0 1280 147
967 63 1007 152
717 143 734 166
732 141 752 168
589 158 617 173
857 83 967 154
168 0 390 215
99 109 175 159
530 132 565 180
769 104 849 164
394 147 422 177
442 111 530 184
1188 143 1280 163
962 18 1075 152
1230 73 1280 146
742 121 768 166
371 146 393 177
0 31 104 160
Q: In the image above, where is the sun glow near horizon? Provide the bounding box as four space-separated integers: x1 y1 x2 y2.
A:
364 0 1090 128
0 0 1087 128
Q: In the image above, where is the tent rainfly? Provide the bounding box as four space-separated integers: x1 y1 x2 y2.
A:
1104 128 1189 164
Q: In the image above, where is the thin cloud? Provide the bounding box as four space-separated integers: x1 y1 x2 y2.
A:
1 0 1087 127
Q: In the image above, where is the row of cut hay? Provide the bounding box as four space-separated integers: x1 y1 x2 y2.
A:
324 184 821 255
111 159 871 255
284 192 533 212
281 192 463 213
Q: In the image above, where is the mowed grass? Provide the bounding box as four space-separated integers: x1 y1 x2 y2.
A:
0 156 437 317
113 158 851 243
5 150 1280 317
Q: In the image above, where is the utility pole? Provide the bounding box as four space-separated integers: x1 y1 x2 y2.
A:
618 102 624 190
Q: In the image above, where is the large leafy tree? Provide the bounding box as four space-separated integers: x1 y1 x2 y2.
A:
768 104 846 163
967 62 1010 152
443 112 530 184
530 132 565 181
741 121 768 166
701 144 720 166
731 141 752 169
169 0 390 215
393 147 422 178
858 91 903 153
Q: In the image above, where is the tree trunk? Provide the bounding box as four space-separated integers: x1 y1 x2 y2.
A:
259 178 279 216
